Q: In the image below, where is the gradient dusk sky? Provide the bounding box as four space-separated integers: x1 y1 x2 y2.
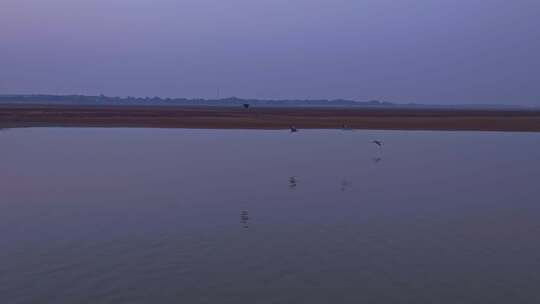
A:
1 0 539 105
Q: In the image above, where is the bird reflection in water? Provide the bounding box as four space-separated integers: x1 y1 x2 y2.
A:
341 124 352 131
289 176 298 189
373 157 382 164
240 210 249 229
340 180 351 192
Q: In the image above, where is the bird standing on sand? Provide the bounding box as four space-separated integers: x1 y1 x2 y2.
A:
372 140 382 146
290 126 298 133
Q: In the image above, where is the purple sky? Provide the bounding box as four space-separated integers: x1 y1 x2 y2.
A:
1 0 539 104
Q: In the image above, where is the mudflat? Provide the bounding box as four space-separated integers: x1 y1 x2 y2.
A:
2 104 540 132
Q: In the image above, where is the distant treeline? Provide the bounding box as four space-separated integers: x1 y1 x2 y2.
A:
0 94 530 110
0 94 394 107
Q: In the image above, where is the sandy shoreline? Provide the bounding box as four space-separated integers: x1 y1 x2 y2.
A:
2 104 540 132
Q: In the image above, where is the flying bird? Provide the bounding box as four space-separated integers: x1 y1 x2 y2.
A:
372 140 382 146
289 176 298 189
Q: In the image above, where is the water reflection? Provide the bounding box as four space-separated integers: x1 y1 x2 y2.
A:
3 128 540 303
240 210 249 228
340 180 351 192
341 124 352 131
289 176 298 189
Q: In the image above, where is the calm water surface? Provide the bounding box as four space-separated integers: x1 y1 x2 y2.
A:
1 128 540 303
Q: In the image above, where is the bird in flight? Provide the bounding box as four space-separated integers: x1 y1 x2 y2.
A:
372 140 382 146
289 176 298 189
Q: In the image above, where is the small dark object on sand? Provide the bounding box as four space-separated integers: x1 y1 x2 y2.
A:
242 103 250 109
290 126 298 133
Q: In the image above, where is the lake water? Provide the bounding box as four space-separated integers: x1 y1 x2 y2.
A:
1 128 540 303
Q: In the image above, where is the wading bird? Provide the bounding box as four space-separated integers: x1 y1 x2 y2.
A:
242 103 250 109
372 140 382 147
290 126 298 133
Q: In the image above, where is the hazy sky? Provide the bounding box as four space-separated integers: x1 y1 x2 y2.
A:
1 0 539 104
